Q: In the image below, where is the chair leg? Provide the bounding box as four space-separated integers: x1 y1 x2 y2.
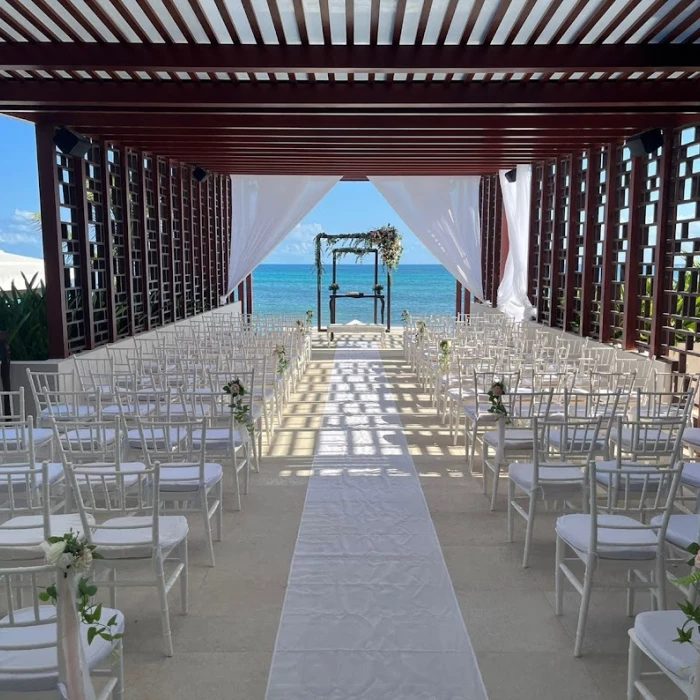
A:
555 535 565 616
626 569 635 617
243 446 250 495
201 490 215 567
507 478 515 543
109 567 117 609
231 453 242 511
627 635 642 700
655 556 667 610
522 493 537 568
490 459 501 512
112 637 125 700
216 479 223 542
180 538 189 615
154 554 174 657
574 563 595 657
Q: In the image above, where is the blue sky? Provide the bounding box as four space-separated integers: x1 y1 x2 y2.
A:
0 115 436 265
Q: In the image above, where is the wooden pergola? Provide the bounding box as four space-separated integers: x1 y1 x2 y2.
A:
0 0 699 362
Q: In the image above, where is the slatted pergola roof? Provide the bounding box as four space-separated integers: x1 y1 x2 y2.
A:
1 0 700 176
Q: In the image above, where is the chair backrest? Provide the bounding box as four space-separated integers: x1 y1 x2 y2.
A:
504 390 554 425
612 416 687 462
634 389 694 423
472 370 521 397
0 416 36 464
50 418 123 466
567 389 622 430
74 356 113 390
0 457 49 525
207 369 255 421
26 370 75 417
137 418 206 472
65 457 159 533
44 389 99 423
532 416 603 485
0 388 25 423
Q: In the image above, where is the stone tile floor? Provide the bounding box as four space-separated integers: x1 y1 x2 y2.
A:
115 339 685 700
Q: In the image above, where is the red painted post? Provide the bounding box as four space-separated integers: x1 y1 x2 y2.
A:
622 155 643 351
119 147 135 336
456 280 462 318
564 153 582 332
35 123 68 359
138 152 151 331
245 273 253 316
599 144 618 344
99 140 117 343
549 157 562 328
579 148 597 338
74 155 95 350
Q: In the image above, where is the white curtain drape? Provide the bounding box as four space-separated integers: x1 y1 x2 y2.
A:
226 175 341 295
497 165 535 321
368 176 483 299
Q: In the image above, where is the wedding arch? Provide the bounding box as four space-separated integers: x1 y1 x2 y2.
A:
313 226 403 331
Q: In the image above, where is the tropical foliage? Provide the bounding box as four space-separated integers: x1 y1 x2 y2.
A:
314 227 403 277
0 273 49 361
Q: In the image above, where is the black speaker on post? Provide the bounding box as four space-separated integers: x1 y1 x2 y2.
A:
193 166 209 182
53 127 91 158
625 129 664 157
504 168 517 183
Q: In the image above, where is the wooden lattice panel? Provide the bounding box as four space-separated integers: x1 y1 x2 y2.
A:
588 147 609 340
539 162 556 325
553 157 571 329
171 163 183 321
127 151 146 334
528 164 544 309
568 152 587 332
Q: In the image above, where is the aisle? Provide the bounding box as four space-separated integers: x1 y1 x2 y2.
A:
266 348 488 700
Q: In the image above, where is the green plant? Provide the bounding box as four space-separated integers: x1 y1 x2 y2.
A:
0 273 49 361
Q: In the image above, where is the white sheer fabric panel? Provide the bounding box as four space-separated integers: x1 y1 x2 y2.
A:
368 176 483 300
226 175 341 294
497 165 535 321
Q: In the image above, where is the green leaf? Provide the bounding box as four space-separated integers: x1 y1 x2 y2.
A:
87 627 97 645
91 552 104 560
107 615 118 627
687 543 700 555
39 592 51 602
46 536 63 544
86 585 98 597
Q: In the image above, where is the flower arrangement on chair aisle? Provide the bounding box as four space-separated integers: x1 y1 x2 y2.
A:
488 381 509 421
274 343 289 375
438 339 451 373
224 377 254 438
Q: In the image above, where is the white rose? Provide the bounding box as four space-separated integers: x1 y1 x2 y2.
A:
41 540 66 566
74 548 93 572
57 553 74 571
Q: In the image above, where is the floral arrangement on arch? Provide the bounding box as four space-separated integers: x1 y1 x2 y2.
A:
223 377 254 436
368 225 403 271
488 381 509 421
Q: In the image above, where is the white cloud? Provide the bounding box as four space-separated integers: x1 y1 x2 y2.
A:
263 222 324 262
0 209 43 253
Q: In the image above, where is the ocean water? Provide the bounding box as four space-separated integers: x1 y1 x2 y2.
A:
251 264 457 325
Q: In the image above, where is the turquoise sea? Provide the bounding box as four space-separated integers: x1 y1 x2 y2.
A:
251 264 457 325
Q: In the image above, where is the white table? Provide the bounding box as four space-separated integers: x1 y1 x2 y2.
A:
326 323 386 347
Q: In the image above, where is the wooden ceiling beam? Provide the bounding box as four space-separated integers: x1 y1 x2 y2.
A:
2 43 699 74
4 79 697 109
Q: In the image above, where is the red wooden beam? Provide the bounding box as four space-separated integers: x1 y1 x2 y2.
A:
138 151 151 331
99 139 117 343
579 148 598 338
564 153 581 332
245 273 253 316
198 180 205 312
527 163 540 307
177 162 186 321
5 80 697 109
35 123 68 359
549 157 563 328
5 43 698 74
622 155 643 351
536 162 548 322
74 155 95 350
599 144 618 344
119 147 135 336
154 158 166 327
206 176 214 310
166 160 177 323
456 280 462 319
187 166 196 318
649 130 674 358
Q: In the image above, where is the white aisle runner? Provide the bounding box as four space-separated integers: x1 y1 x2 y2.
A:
266 349 488 700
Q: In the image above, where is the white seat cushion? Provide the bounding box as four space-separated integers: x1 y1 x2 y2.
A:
684 427 700 449
0 463 63 491
681 463 700 489
61 428 118 449
73 462 146 490
463 404 500 423
0 513 94 561
650 513 699 550
126 427 189 450
548 428 605 452
483 429 534 450
160 463 223 492
608 427 671 450
509 462 584 492
594 462 662 491
634 610 698 681
0 605 125 692
40 405 95 420
92 515 188 558
0 427 54 449
556 513 657 560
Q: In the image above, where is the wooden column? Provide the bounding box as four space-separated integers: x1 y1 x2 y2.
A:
579 149 597 338
138 152 151 331
74 156 95 350
527 164 540 304
650 132 674 358
536 162 547 321
187 167 196 317
225 176 231 301
464 287 471 315
177 164 186 321
245 273 253 316
198 181 205 312
549 157 562 327
205 177 214 310
238 281 245 310
119 147 135 336
154 158 165 327
166 162 176 322
622 155 643 351
456 280 462 318
217 175 224 303
99 141 117 343
564 154 581 332
35 124 68 359
599 144 618 344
